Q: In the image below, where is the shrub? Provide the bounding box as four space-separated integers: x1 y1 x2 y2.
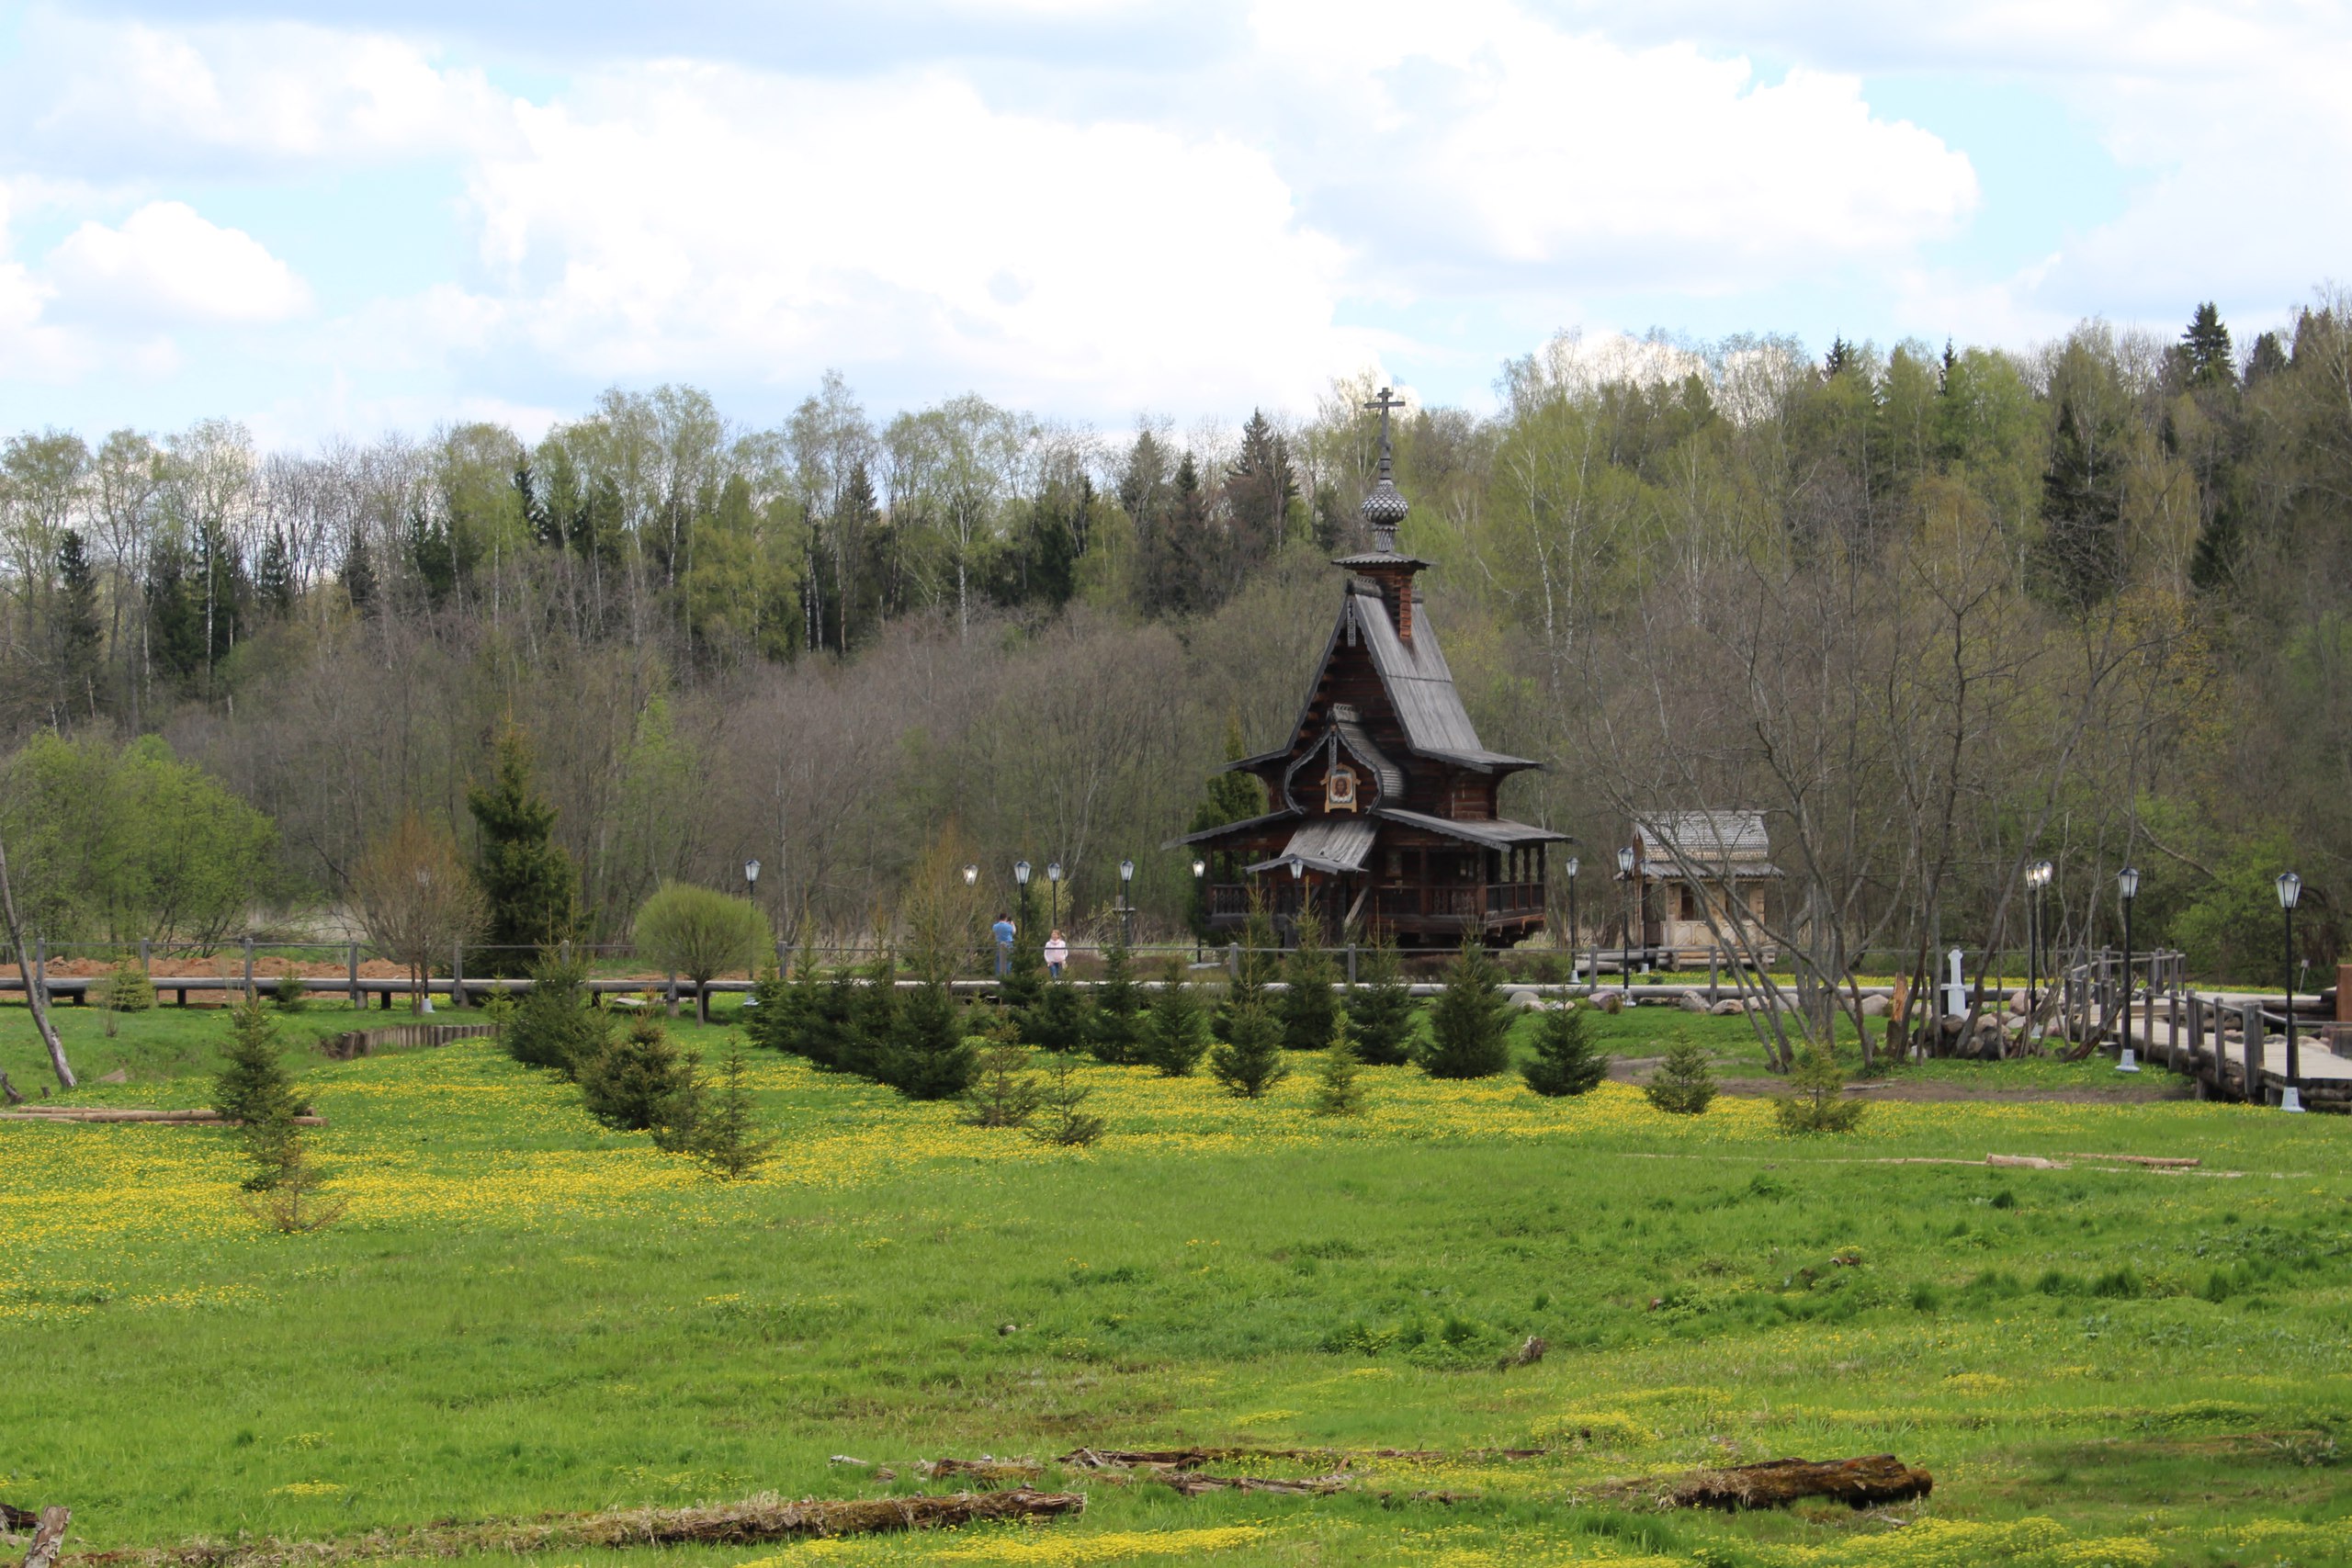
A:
1216 899 1279 1042
1279 915 1340 1051
1773 1043 1865 1134
241 1137 346 1233
1645 1038 1718 1115
963 1044 1046 1127
1031 1055 1106 1147
1139 962 1210 1077
212 994 306 1191
1211 995 1288 1100
579 1016 704 1149
632 882 772 1023
742 968 799 1054
840 949 899 1079
1088 930 1143 1064
504 952 610 1077
1345 931 1416 1065
691 1041 774 1180
1521 1003 1607 1097
1418 942 1512 1079
1023 975 1091 1054
999 922 1046 1011
273 968 308 1012
1310 1024 1364 1117
881 974 976 1100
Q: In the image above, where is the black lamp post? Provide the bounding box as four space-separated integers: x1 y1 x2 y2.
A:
1616 844 1636 993
1119 857 1136 949
743 857 761 898
1014 859 1032 934
1046 862 1063 934
1565 855 1580 981
2115 866 2140 1072
2278 870 2304 1112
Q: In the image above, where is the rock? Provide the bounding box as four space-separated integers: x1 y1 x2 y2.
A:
1860 994 1890 1018
1592 991 1624 1015
1709 998 1745 1017
1678 991 1710 1013
97 1067 130 1084
2007 988 2030 1015
1507 988 1545 1010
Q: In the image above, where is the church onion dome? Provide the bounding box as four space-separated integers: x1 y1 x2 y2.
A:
1360 476 1409 529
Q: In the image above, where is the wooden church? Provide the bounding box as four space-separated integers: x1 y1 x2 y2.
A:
1181 391 1567 947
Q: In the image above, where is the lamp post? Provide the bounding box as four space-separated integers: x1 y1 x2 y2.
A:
962 863 978 887
1118 857 1136 949
743 857 761 898
1014 859 1032 935
2026 860 2052 1036
2278 871 2304 1112
2115 866 2140 1072
1616 844 1636 994
1192 857 1206 963
1046 861 1063 935
1565 855 1580 982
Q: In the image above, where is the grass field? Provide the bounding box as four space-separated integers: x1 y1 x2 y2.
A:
3 996 2348 1568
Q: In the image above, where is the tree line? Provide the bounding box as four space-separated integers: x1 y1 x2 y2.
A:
0 294 2344 992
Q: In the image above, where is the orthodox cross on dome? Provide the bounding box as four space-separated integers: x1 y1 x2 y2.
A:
1360 386 1410 550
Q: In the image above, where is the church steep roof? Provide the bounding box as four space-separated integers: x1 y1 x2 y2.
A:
1349 587 1538 772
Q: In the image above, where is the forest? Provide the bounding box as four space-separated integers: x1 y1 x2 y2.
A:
0 294 2345 985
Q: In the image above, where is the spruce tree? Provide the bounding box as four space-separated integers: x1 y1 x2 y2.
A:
1521 1003 1608 1097
1000 920 1046 1013
503 950 609 1077
1310 1023 1364 1117
1346 930 1417 1065
1211 994 1287 1100
842 948 899 1080
1278 908 1339 1051
1645 1038 1718 1116
692 1041 775 1179
804 964 859 1071
468 725 581 975
1032 1055 1107 1146
212 995 304 1190
1088 926 1143 1064
1024 974 1091 1054
2035 392 2127 609
1216 897 1278 1040
580 1016 702 1145
2178 302 2236 390
254 530 296 618
1139 961 1210 1077
1773 1042 1864 1134
342 531 377 614
1418 941 1513 1079
882 973 976 1100
53 529 102 710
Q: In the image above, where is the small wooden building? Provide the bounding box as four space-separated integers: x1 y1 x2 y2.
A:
1180 392 1567 946
1627 811 1779 954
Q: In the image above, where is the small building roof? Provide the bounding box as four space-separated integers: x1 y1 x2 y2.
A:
1247 817 1381 875
1635 811 1778 874
1374 807 1570 851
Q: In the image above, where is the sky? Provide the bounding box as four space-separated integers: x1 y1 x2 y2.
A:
0 0 2344 446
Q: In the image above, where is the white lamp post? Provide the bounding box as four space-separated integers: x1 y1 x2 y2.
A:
2278 871 2303 1112
1616 844 1636 993
2115 866 2140 1072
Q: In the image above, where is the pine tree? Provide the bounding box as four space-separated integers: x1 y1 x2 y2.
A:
212 995 304 1190
1024 974 1091 1054
53 529 101 715
962 1044 1045 1126
1088 926 1143 1064
254 530 296 618
883 973 977 1100
342 531 377 614
1310 1023 1364 1117
1346 930 1416 1065
1521 1003 1608 1097
2036 392 2128 609
1139 961 1210 1077
1418 942 1513 1079
842 948 899 1080
580 1015 703 1146
1031 1055 1107 1146
1645 1038 1718 1116
1279 908 1339 1050
804 964 859 1071
1210 994 1287 1100
1000 920 1046 1013
467 725 581 975
503 950 609 1077
692 1041 775 1179
1773 1042 1865 1134
2178 302 2237 391
1216 897 1278 1040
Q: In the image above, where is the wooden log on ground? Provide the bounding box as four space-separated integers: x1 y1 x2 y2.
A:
918 1459 1041 1488
66 1491 1084 1568
1657 1455 1931 1511
1 1501 40 1531
1986 1154 2067 1169
25 1507 70 1568
1159 1472 1349 1497
0 1110 326 1126
2063 1153 2200 1168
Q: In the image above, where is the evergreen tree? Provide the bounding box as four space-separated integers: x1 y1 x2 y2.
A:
1023 973 1091 1054
692 1041 775 1179
342 531 378 614
1210 994 1287 1099
1521 1003 1608 1097
2178 302 2237 390
580 1016 703 1147
503 950 610 1077
145 536 206 691
1000 920 1046 1013
804 964 860 1071
1184 716 1266 938
1227 408 1300 561
882 974 976 1100
1216 897 1279 1040
467 725 581 975
1088 925 1143 1064
743 964 801 1055
1138 961 1210 1077
52 528 101 714
1417 942 1513 1079
1346 930 1417 1065
212 994 305 1190
962 1044 1045 1126
2035 391 2128 609
1772 1042 1865 1134
1278 908 1340 1050
1823 335 1854 378
842 948 898 1080
1031 1054 1107 1146
1309 1022 1363 1117
1645 1038 1718 1116
254 530 296 619
2244 330 2289 385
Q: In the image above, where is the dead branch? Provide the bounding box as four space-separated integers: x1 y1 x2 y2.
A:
25 1508 71 1568
1628 1455 1931 1511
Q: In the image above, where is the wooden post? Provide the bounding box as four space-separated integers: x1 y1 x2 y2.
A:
33 934 44 1009
2241 1000 2264 1103
2164 960 2179 1071
242 934 255 999
1709 950 1719 998
139 936 151 974
666 970 679 1018
1227 942 1239 978
2187 990 2203 1089
1346 943 1357 985
348 941 361 1009
24 1505 70 1568
452 942 466 1009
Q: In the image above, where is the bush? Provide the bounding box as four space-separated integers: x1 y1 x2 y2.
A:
1032 1055 1107 1147
504 952 610 1077
632 881 772 1023
1216 900 1279 1042
1345 932 1416 1065
842 950 899 1080
691 1042 775 1180
1279 916 1340 1051
273 968 308 1012
1211 995 1288 1099
1418 942 1512 1079
999 922 1046 1012
1645 1038 1717 1115
1773 1043 1865 1134
580 1016 705 1148
963 1044 1046 1127
212 994 306 1191
1088 930 1144 1065
1139 962 1210 1077
881 975 976 1100
1522 1004 1607 1097
1310 1026 1364 1117
1023 975 1091 1054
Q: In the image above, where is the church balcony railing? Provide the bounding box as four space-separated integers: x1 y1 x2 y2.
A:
1209 882 1547 927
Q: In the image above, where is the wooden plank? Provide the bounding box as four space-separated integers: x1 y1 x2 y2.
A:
23 1506 68 1568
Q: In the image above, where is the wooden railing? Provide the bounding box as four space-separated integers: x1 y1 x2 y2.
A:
1203 883 1545 924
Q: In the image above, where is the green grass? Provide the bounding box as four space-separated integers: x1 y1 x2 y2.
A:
2 1003 2346 1568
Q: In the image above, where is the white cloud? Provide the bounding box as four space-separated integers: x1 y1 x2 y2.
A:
48 201 312 325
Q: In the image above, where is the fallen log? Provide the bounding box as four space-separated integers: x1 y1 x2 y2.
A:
0 1110 326 1126
2064 1153 2199 1168
1986 1154 2066 1169
26 1508 70 1568
1644 1455 1931 1511
65 1490 1083 1568
2 1502 39 1531
1159 1473 1348 1498
918 1459 1041 1488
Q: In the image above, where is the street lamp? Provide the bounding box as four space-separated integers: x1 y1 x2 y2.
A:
1118 857 1136 948
1565 855 1580 982
1192 857 1207 962
2026 860 2052 1036
962 863 978 887
2115 866 2140 1072
1014 859 1032 933
743 857 761 897
1046 862 1063 934
1616 844 1636 993
2278 871 2304 1112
